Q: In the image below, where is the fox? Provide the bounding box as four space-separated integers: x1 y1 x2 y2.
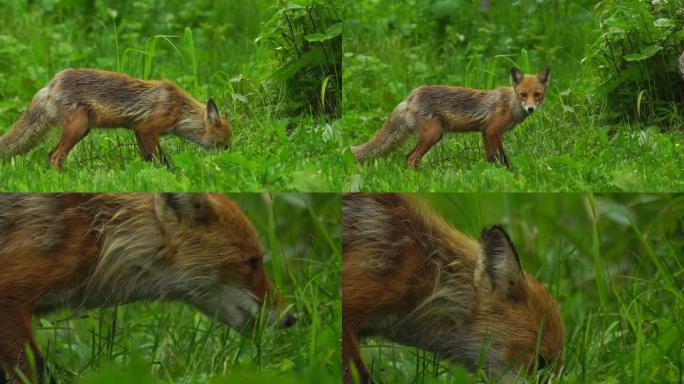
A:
351 67 550 169
0 69 232 170
342 193 564 384
0 193 295 384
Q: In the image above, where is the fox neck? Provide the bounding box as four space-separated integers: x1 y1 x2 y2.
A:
504 87 528 126
36 196 209 312
364 221 488 364
170 101 210 147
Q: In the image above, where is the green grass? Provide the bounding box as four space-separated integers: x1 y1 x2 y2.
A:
357 193 684 383
0 0 342 192
31 193 341 383
340 0 684 192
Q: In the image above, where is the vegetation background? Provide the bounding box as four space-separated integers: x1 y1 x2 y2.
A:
357 193 684 383
31 193 341 383
341 0 684 192
0 0 342 192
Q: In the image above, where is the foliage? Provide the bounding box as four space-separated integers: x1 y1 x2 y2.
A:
34 193 341 383
258 0 342 117
584 0 684 124
360 193 684 383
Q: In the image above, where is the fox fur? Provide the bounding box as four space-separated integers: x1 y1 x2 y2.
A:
351 67 550 169
0 193 294 383
342 193 564 384
0 69 232 170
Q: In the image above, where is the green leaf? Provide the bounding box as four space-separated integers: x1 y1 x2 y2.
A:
269 49 326 83
624 45 662 62
304 23 342 42
654 18 674 28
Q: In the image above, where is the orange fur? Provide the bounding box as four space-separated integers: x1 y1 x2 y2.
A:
342 193 563 384
0 193 294 383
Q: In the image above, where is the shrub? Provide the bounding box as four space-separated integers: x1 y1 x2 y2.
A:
258 0 342 117
584 0 684 125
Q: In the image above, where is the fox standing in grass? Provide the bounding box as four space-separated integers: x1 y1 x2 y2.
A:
0 193 295 383
352 67 550 169
342 193 564 384
0 69 232 170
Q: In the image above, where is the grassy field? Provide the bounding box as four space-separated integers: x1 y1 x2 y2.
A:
0 0 343 192
31 193 341 383
341 1 684 192
357 193 684 383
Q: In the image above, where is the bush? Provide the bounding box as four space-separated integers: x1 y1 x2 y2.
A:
584 0 684 125
258 0 342 117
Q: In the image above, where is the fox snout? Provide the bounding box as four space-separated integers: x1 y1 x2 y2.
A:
271 310 297 329
523 103 538 114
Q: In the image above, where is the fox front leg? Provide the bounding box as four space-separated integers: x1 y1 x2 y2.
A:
0 309 48 384
134 129 168 166
482 128 510 169
342 325 373 384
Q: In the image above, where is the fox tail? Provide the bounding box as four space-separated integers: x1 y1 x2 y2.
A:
0 87 57 157
351 101 414 162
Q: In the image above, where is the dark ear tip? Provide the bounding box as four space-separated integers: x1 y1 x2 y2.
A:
480 225 503 240
480 224 509 241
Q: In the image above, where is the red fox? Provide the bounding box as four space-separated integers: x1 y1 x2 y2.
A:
342 193 564 384
0 193 295 383
351 67 550 169
0 69 232 170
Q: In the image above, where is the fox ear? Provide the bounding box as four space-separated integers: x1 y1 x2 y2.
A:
155 193 216 225
510 68 525 86
479 225 525 300
537 67 550 85
206 98 220 125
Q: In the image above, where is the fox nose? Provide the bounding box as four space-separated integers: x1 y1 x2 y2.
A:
279 313 297 329
527 106 535 113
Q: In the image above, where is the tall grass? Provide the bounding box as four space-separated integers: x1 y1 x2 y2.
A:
357 193 684 383
0 0 343 192
31 193 341 383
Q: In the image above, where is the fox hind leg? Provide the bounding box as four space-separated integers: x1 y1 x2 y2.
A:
405 117 443 170
48 105 90 171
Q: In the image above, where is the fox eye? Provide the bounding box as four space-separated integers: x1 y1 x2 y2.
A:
533 92 541 98
520 92 528 98
247 258 260 271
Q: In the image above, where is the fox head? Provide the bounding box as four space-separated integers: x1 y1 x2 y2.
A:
204 99 232 149
471 225 564 381
154 193 295 334
510 67 550 114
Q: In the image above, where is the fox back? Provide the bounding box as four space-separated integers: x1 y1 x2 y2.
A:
342 193 563 383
